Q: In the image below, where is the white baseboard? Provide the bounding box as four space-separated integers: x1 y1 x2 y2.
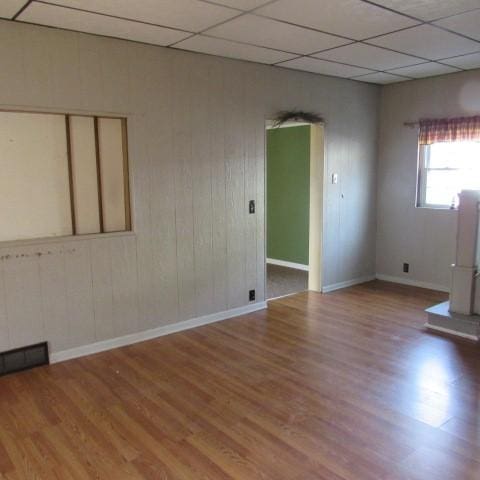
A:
424 323 478 341
267 258 309 271
50 301 267 364
376 274 450 293
322 275 376 293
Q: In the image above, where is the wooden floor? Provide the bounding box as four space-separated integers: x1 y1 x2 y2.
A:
1 281 480 480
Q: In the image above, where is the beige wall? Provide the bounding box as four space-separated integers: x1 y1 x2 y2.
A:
0 20 379 355
0 111 72 242
377 69 480 290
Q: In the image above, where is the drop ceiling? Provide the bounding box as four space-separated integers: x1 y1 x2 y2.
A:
3 0 480 84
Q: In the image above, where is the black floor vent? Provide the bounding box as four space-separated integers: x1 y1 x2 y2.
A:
0 342 49 377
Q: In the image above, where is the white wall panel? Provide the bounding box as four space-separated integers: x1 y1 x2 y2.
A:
209 61 228 313
0 261 10 352
90 238 114 341
144 49 179 329
49 29 81 109
2 247 44 348
224 64 247 309
172 54 196 322
191 57 215 317
23 27 54 106
78 35 105 112
38 246 68 352
64 241 96 349
244 63 261 302
0 20 379 354
0 22 25 103
111 236 139 336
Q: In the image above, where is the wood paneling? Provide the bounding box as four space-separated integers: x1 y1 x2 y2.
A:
90 238 115 342
2 282 480 479
224 64 247 309
172 54 196 323
191 57 215 318
0 260 9 352
0 20 379 354
209 60 228 314
2 247 44 349
38 245 69 352
64 241 95 349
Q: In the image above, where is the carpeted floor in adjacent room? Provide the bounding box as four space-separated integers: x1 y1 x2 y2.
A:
267 263 308 299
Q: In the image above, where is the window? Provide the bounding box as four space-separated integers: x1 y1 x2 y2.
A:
416 115 480 209
417 141 480 208
0 111 130 243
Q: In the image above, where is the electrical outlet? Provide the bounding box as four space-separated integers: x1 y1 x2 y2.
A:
332 173 338 184
249 289 255 301
403 263 409 273
249 200 255 214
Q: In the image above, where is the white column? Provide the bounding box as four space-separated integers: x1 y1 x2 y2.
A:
450 190 480 315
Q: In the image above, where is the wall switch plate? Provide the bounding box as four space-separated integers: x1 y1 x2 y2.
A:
332 173 338 184
249 200 255 214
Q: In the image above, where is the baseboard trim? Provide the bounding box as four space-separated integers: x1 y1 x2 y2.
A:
322 275 376 293
424 323 479 341
376 274 450 293
50 301 267 364
267 290 306 302
267 258 309 271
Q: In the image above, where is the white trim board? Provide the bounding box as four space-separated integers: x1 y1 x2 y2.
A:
50 301 267 364
424 323 479 341
267 258 309 271
376 274 450 293
267 290 307 302
322 275 376 293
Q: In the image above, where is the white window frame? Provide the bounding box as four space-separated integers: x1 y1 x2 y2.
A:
416 143 460 209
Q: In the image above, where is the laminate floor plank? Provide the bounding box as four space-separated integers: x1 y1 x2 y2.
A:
1 281 479 479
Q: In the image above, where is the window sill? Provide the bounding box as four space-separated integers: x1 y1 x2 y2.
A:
0 231 136 249
415 205 458 211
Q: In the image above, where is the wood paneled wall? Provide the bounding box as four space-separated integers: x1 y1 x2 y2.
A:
0 20 379 354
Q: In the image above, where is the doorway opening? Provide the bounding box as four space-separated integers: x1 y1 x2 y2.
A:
265 120 324 300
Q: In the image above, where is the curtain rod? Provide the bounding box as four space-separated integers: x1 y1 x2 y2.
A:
403 121 419 128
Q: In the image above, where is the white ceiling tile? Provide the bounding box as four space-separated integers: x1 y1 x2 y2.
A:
434 9 480 41
0 0 25 19
314 43 424 70
206 0 272 10
353 72 409 84
205 14 351 55
388 62 461 78
255 0 419 40
368 25 480 60
42 0 239 32
441 52 480 69
278 56 374 78
174 35 297 64
19 2 191 46
369 0 480 21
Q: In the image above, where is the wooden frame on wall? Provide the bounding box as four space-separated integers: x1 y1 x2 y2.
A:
0 108 132 243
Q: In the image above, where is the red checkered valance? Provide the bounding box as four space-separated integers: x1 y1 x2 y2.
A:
419 116 480 145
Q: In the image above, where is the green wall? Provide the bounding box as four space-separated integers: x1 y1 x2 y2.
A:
267 125 310 266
